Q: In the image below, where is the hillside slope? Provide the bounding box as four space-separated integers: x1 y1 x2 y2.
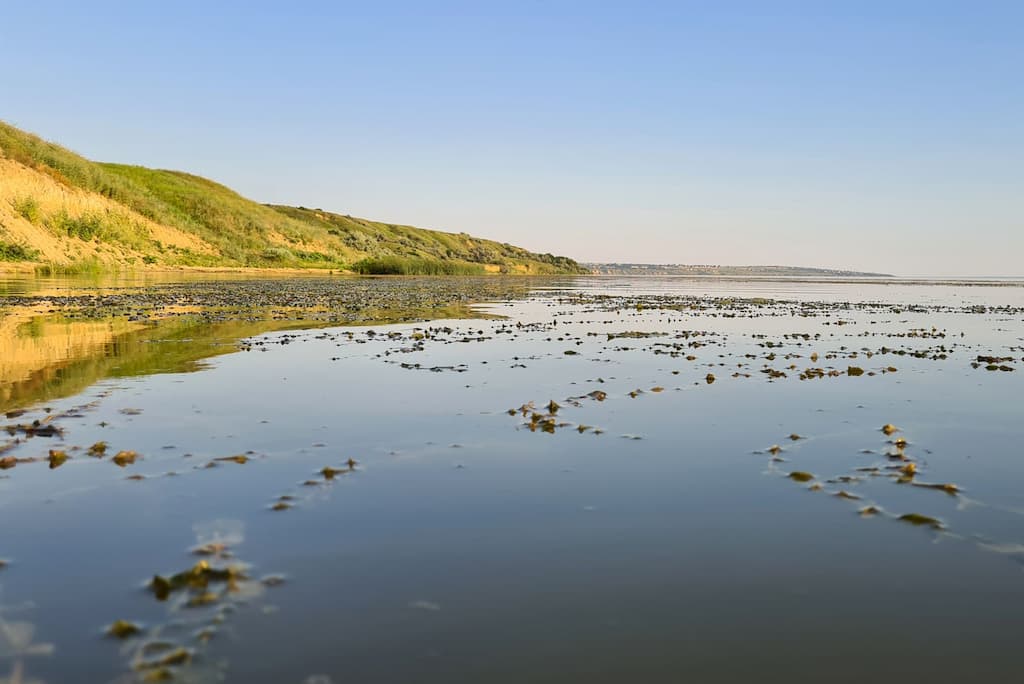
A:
0 122 584 274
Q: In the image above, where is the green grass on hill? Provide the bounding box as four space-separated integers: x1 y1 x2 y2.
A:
0 121 586 274
97 163 346 267
271 205 583 274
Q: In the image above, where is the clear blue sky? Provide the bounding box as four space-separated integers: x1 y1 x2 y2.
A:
3 1 1022 276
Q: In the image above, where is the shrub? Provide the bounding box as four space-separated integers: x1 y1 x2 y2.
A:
352 256 485 276
261 247 294 261
12 197 41 224
0 240 40 261
34 258 106 276
47 211 101 240
44 210 149 249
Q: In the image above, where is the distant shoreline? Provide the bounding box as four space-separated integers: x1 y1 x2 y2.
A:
579 272 1024 287
583 263 893 277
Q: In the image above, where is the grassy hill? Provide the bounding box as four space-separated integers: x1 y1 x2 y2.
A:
0 121 585 274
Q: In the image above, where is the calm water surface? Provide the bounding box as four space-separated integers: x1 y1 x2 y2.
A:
1 275 1022 683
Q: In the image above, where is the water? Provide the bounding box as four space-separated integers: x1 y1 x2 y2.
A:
1 275 1022 683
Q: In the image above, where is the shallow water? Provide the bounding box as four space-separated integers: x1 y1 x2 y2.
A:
1 275 1023 683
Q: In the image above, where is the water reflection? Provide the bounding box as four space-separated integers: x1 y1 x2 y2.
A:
0 593 54 684
0 273 519 412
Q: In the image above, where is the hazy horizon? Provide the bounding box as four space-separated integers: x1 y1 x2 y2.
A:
577 263 1024 279
3 1 1021 277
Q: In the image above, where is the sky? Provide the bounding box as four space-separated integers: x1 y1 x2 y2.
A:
2 1 1022 276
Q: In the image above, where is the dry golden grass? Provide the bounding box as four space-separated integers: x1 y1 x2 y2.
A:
0 159 217 264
